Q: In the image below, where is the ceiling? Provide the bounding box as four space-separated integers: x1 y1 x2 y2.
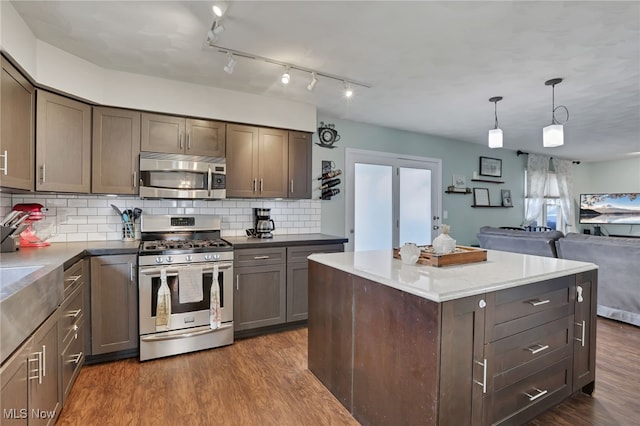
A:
10 1 640 162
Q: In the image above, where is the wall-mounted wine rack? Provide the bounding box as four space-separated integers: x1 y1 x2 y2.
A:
319 160 341 200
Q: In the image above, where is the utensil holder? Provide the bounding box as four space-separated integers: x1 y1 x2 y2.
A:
122 222 136 241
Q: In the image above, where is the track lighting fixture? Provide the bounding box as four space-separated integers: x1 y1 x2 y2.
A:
307 72 318 91
543 78 569 148
212 1 228 18
223 52 236 74
344 82 353 98
281 67 291 85
207 20 225 45
488 96 503 149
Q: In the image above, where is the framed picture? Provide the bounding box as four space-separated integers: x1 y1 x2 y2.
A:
473 188 490 206
479 156 502 178
501 189 513 207
452 174 467 189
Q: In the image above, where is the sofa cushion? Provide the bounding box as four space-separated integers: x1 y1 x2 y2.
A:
477 227 563 258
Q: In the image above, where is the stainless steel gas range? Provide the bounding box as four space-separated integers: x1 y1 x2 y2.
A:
138 215 233 361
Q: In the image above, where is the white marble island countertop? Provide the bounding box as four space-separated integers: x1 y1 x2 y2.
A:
308 249 598 302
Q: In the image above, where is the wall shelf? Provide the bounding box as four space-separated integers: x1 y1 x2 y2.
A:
471 178 504 184
445 189 471 194
471 205 514 208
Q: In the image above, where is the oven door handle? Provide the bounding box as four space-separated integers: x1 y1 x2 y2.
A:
139 262 233 276
140 324 232 342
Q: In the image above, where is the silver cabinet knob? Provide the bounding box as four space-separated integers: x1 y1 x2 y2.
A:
478 299 486 309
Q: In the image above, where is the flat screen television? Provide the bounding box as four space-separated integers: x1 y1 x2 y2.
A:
579 193 640 225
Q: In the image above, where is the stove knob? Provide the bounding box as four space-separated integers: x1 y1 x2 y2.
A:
166 256 173 263
204 254 213 261
214 254 221 260
155 257 164 264
186 255 193 262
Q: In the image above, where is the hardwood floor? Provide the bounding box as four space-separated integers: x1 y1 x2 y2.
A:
57 318 639 425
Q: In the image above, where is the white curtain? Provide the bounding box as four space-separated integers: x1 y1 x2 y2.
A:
523 153 550 226
552 158 576 233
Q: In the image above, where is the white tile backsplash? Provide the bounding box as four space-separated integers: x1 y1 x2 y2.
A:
5 193 321 241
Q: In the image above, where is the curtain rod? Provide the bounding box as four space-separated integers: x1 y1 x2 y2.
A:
516 150 581 165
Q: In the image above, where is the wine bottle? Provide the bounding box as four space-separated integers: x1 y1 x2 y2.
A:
320 178 341 190
321 188 340 200
318 169 342 180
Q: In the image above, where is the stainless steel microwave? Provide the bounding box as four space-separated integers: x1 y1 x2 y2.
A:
139 152 226 199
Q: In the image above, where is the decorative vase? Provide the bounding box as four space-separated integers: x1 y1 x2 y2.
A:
432 225 456 254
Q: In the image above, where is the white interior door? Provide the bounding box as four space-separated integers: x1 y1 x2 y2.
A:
345 149 441 252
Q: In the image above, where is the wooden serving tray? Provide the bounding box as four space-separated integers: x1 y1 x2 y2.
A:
393 245 487 267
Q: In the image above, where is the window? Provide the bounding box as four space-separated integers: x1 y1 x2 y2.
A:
525 171 564 231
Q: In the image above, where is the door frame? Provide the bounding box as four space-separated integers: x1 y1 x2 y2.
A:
344 148 442 252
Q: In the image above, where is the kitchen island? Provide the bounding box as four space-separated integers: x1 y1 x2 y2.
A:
308 250 598 426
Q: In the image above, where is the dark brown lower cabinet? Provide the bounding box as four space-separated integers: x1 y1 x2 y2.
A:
90 255 138 355
308 261 597 426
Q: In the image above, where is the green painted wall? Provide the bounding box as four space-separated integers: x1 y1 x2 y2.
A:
312 115 528 246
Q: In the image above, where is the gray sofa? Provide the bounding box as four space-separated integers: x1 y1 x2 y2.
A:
477 226 640 327
556 233 640 327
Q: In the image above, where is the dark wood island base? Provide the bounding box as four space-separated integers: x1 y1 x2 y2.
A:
308 260 597 425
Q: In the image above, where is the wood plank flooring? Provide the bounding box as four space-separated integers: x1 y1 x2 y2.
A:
57 318 640 425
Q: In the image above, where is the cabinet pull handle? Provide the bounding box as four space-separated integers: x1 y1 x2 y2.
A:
68 309 82 318
0 150 7 175
187 132 191 149
253 178 257 192
575 320 586 347
178 132 183 149
133 171 137 188
42 345 46 377
290 179 294 193
65 275 81 284
70 352 83 365
28 352 43 384
236 275 239 291
40 164 46 184
260 179 263 192
576 285 584 303
527 344 549 354
529 299 550 307
130 263 135 282
524 388 548 401
473 358 487 394
253 255 270 260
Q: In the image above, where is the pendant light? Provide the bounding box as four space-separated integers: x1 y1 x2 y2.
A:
543 78 569 148
488 96 503 148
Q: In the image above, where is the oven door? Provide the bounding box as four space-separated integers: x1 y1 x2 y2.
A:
138 261 233 335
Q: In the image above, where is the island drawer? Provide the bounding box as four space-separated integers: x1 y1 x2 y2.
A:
235 247 286 267
486 357 572 425
60 318 85 404
486 316 573 392
287 244 344 263
63 259 85 298
485 275 574 342
60 283 85 345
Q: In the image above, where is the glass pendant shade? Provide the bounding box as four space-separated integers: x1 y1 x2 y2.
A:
543 124 564 147
488 128 503 148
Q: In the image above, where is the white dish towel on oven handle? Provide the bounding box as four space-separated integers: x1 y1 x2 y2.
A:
210 264 221 329
156 267 172 331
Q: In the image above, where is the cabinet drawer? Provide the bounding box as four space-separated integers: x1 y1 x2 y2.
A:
287 244 343 263
63 260 85 298
61 320 84 404
60 284 84 345
487 276 573 342
235 247 286 267
487 316 573 391
487 357 572 425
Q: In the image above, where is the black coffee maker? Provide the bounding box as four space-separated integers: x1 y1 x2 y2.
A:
254 208 275 238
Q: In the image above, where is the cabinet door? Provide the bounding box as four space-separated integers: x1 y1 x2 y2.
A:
29 311 60 426
234 264 286 331
140 113 185 154
226 124 259 197
90 255 138 355
185 118 226 157
573 270 597 393
258 128 288 198
439 295 486 425
287 131 312 199
36 90 91 193
0 56 34 191
0 342 29 425
92 107 141 194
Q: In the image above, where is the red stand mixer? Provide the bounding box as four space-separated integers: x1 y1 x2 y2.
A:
12 203 53 247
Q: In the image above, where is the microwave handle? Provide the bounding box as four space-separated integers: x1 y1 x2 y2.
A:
207 167 212 197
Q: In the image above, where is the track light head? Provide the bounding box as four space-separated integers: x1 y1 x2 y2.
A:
212 1 228 17
281 67 291 85
307 72 318 91
224 53 236 74
344 82 353 98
